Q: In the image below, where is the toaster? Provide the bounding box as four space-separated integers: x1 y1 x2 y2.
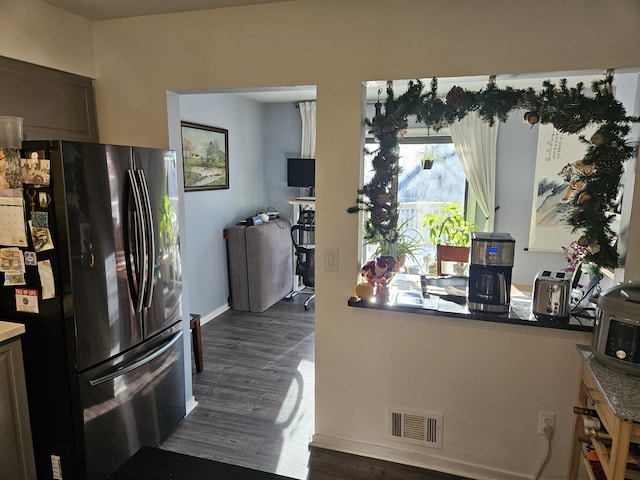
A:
532 270 572 321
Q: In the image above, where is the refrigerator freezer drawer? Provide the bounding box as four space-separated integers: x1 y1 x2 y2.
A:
73 328 185 480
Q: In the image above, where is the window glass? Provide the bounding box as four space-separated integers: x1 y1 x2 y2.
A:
363 139 466 272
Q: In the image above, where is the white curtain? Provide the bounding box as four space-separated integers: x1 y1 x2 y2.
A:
299 101 316 158
449 113 499 231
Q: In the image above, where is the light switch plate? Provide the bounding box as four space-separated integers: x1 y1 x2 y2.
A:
325 248 339 272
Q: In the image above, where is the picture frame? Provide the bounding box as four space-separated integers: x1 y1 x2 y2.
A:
181 121 229 191
528 124 598 252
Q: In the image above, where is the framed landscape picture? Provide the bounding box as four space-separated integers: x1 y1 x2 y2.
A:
181 122 229 191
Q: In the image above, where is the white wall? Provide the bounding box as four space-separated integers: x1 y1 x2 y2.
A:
175 95 303 320
4 0 640 478
613 73 640 282
178 93 269 318
312 313 590 479
0 0 94 77
494 110 552 285
263 102 304 219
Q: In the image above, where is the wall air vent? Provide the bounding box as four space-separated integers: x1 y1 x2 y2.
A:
386 406 443 449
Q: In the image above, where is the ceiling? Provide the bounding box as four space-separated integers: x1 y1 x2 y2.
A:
41 0 294 21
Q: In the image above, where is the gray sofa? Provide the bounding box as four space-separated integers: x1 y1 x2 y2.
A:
224 218 293 312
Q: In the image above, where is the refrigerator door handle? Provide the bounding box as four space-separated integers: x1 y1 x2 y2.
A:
126 169 148 312
135 169 156 309
87 331 183 387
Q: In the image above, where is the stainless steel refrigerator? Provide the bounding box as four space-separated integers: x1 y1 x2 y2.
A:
0 141 185 479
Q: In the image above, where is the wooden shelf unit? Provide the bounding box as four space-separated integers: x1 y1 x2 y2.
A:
569 364 640 479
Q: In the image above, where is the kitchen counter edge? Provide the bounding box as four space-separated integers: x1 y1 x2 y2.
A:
0 321 26 344
347 297 593 332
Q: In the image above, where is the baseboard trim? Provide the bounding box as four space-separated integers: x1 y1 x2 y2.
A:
201 305 230 326
310 434 529 480
185 395 198 415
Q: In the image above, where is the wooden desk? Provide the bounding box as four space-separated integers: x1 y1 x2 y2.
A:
287 197 315 223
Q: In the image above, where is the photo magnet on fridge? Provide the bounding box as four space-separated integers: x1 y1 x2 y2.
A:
15 288 39 313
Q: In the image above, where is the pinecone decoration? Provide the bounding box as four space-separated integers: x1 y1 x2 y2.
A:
377 192 390 204
577 192 592 205
552 114 588 134
595 147 625 173
422 98 445 127
523 111 540 126
446 86 466 109
370 207 388 225
590 132 606 147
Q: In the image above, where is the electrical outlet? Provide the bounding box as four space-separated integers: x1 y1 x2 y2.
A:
538 411 555 435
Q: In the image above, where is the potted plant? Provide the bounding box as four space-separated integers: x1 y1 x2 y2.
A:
423 202 473 247
417 144 446 170
357 218 425 301
366 218 424 269
422 202 474 275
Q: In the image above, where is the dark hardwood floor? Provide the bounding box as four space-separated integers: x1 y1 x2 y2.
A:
159 294 470 480
159 294 315 479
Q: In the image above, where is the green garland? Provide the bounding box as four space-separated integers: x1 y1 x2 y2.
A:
347 80 424 253
348 74 640 269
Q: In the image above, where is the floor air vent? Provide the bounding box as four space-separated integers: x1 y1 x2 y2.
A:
387 406 443 448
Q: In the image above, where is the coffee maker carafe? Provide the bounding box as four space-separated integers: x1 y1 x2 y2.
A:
467 232 515 313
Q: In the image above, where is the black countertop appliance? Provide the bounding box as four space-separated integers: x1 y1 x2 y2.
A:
467 232 515 313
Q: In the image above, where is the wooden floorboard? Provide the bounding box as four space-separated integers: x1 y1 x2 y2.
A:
159 295 470 480
159 295 314 479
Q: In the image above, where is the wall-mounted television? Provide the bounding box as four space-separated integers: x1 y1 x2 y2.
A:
287 158 315 188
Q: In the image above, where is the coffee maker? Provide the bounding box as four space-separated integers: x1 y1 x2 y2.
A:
467 232 515 313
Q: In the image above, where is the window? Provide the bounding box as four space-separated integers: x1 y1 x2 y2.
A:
363 136 467 272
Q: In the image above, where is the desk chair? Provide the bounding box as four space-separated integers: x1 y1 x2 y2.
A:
436 244 470 276
291 223 315 310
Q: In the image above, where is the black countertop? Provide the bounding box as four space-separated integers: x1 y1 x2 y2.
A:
348 274 594 332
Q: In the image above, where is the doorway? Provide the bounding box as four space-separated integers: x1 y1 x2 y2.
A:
162 86 317 479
